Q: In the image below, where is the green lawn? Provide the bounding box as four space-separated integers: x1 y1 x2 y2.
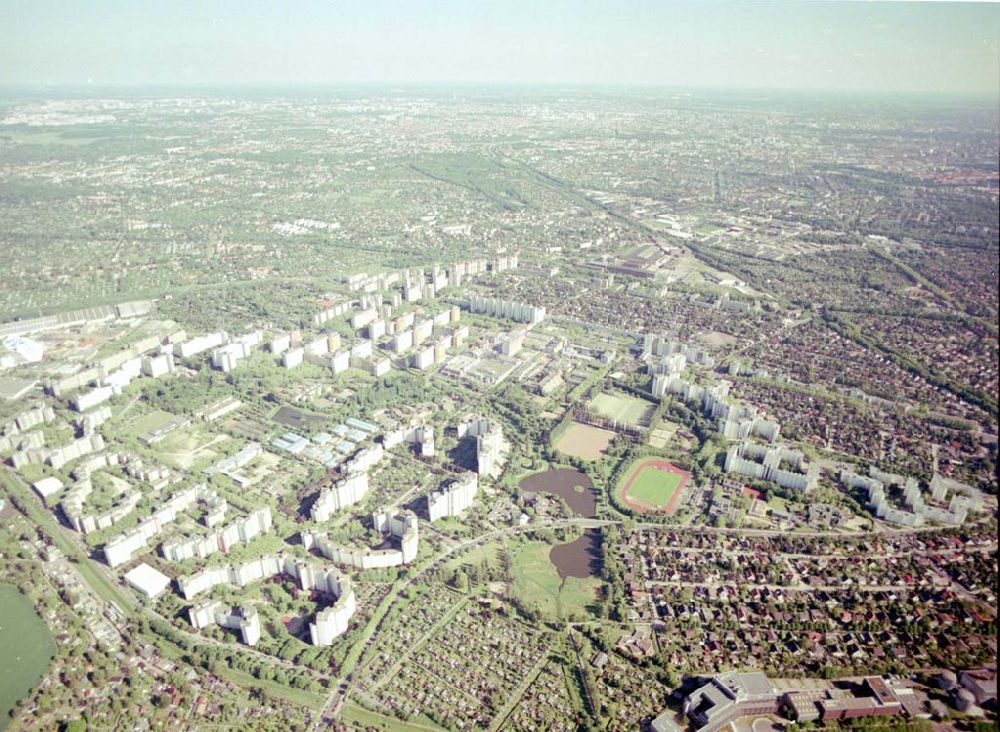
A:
509 541 600 621
589 392 652 426
213 665 326 709
0 586 56 731
120 409 178 439
341 701 444 731
626 466 682 508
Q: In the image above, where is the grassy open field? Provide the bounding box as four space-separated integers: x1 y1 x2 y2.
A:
120 409 178 439
618 459 690 514
509 541 600 621
341 701 444 731
647 420 679 449
154 426 229 470
0 586 55 731
553 421 615 460
589 392 654 427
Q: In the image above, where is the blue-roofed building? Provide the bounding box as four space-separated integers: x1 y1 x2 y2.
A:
335 440 356 454
347 428 368 442
277 432 308 454
313 432 333 445
346 417 379 434
332 424 350 437
271 437 293 451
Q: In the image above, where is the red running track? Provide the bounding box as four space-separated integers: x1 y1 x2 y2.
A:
619 459 691 515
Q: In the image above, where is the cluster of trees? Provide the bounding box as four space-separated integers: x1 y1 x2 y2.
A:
142 367 234 415
441 546 512 593
157 280 328 334
139 616 326 692
489 381 549 450
337 372 444 419
599 526 627 622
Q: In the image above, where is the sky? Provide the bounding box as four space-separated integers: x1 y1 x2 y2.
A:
1 1 998 95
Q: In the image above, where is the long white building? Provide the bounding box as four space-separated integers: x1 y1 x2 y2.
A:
160 506 272 562
302 509 419 570
655 376 780 444
189 602 261 646
178 555 356 646
642 335 715 368
311 472 370 522
467 296 545 325
174 332 226 359
846 467 979 528
725 442 818 492
341 443 384 475
103 484 225 567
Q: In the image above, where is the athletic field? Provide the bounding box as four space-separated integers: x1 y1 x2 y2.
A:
618 458 690 514
589 392 654 427
554 421 616 460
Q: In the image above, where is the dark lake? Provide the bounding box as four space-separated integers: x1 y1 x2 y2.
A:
518 468 597 518
272 406 325 429
519 468 602 579
549 529 602 579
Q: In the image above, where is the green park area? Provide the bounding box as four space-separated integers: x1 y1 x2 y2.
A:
509 540 601 622
0 586 56 731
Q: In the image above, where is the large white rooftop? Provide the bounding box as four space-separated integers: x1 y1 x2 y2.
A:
32 476 65 498
124 562 171 598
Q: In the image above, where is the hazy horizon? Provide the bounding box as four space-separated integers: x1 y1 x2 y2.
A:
2 0 998 96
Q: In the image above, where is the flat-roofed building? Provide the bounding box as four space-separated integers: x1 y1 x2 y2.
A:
32 476 64 500
124 563 171 599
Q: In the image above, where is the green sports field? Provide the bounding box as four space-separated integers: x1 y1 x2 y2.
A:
589 392 654 426
618 459 690 514
627 467 682 508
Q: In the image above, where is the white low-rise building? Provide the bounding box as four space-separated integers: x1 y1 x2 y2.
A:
32 476 64 500
124 563 171 599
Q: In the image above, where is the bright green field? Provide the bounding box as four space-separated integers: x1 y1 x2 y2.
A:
341 701 444 731
626 466 682 508
0 586 55 730
510 541 600 621
589 392 653 426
